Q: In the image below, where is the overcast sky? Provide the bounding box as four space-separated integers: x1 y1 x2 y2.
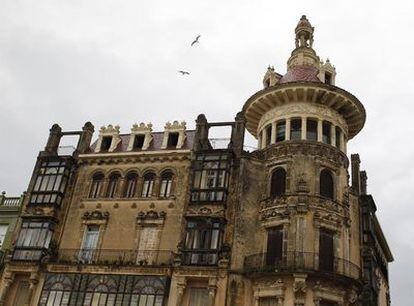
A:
1 0 413 304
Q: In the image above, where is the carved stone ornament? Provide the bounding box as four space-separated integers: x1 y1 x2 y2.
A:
137 210 166 220
82 210 110 221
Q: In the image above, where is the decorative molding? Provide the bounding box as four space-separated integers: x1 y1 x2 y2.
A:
94 125 121 153
127 123 153 151
137 210 166 226
82 210 110 225
161 121 186 149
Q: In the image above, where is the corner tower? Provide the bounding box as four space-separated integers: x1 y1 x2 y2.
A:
232 16 367 305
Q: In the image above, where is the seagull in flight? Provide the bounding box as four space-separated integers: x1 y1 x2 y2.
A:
178 70 190 75
191 35 201 46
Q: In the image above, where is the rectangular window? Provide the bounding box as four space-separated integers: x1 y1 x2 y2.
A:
189 288 209 306
306 119 318 141
133 134 145 150
79 225 100 263
100 136 112 151
0 225 8 247
322 121 332 144
335 127 341 148
265 124 272 146
183 219 224 266
325 72 332 85
136 227 161 265
167 132 179 148
13 220 54 261
319 229 334 272
191 154 230 202
29 160 70 206
290 119 302 140
266 226 283 267
276 120 286 142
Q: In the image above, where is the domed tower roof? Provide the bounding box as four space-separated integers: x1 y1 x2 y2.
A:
243 16 366 140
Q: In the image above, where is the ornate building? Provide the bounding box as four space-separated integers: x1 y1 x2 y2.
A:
0 16 392 306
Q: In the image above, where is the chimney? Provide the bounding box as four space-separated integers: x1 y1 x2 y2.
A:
230 111 246 157
44 124 62 154
351 154 361 194
193 114 211 151
360 171 368 195
77 122 95 154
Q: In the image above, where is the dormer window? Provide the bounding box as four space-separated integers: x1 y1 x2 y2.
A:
133 134 145 150
167 132 179 148
100 136 112 152
325 72 332 85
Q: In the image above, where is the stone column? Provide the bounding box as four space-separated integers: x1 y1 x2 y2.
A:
208 278 218 306
317 120 322 142
301 117 307 140
331 124 336 147
261 129 267 149
175 278 187 306
285 118 291 141
117 178 126 198
0 272 14 305
271 122 277 144
27 273 39 306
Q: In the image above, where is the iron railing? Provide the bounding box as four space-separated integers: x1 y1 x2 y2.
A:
244 251 360 280
51 249 173 266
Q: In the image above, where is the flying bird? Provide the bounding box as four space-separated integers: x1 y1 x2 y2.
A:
191 35 201 46
178 70 190 75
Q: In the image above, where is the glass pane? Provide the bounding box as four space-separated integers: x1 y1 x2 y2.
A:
276 121 286 142
290 119 301 140
306 119 318 141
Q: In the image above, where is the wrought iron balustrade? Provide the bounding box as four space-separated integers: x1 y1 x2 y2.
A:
52 249 173 266
244 251 360 280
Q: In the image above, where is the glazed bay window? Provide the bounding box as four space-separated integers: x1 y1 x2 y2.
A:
30 160 70 206
13 220 54 261
182 218 224 266
191 154 230 202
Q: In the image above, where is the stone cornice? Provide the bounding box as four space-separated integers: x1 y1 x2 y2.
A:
242 82 366 139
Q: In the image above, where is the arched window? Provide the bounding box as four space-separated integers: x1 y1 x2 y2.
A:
106 173 121 198
141 172 155 198
320 169 334 199
270 168 286 198
89 173 104 198
159 171 173 198
124 172 138 198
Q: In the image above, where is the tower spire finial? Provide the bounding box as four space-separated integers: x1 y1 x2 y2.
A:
295 15 314 48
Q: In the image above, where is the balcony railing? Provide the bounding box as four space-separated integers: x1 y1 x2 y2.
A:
12 247 47 261
51 249 173 267
181 250 219 266
244 251 360 280
2 197 21 207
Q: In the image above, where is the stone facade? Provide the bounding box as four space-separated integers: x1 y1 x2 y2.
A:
0 15 393 306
